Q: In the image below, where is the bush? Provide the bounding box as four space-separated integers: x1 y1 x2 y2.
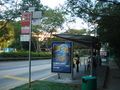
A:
0 51 51 59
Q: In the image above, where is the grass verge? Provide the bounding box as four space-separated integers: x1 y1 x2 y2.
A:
11 80 81 90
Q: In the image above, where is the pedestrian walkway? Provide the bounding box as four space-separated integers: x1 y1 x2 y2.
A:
104 59 120 90
45 65 86 84
97 65 109 90
45 58 120 90
45 62 108 90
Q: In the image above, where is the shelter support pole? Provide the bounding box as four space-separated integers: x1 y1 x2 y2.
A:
71 44 74 80
90 43 93 76
58 73 61 79
71 60 74 80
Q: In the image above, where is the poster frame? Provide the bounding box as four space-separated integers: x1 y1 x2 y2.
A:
51 41 72 73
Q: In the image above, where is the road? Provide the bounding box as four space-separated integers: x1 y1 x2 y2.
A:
0 59 55 90
0 57 89 90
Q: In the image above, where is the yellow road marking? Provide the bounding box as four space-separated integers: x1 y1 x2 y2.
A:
39 74 57 80
4 75 28 81
4 74 56 81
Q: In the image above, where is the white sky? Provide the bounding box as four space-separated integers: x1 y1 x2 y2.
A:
41 0 65 9
0 0 88 32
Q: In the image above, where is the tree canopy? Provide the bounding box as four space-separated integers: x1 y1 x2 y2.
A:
65 0 120 57
0 0 65 51
97 4 120 56
0 21 14 49
65 29 86 35
41 8 65 32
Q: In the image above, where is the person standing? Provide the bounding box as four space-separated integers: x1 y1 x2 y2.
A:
92 52 97 76
87 57 91 74
75 54 80 72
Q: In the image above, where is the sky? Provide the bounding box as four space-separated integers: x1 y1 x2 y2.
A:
0 0 89 33
41 0 89 32
41 0 65 9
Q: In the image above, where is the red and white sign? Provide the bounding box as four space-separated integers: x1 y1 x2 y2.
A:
21 12 31 26
21 26 30 34
21 12 31 41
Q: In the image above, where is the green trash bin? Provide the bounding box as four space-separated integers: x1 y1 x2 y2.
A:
81 75 97 90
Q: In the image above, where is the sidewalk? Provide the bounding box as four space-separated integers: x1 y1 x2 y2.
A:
104 59 120 90
45 65 85 84
97 65 109 90
45 63 108 90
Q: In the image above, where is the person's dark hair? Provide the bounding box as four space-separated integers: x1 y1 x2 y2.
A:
75 54 79 57
93 52 96 56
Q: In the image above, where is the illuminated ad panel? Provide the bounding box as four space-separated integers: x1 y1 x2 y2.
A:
52 42 72 73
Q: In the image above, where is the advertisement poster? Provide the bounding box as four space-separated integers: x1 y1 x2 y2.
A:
52 42 72 73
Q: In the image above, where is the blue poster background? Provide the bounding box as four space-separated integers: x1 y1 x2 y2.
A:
52 42 72 73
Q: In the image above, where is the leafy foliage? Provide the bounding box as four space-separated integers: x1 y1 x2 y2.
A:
8 21 22 49
0 21 14 48
0 51 51 58
97 5 120 56
66 0 98 22
65 29 86 35
0 0 65 52
41 8 65 33
65 0 120 58
20 0 44 11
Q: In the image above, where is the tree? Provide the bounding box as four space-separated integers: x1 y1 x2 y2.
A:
8 21 22 49
19 0 65 51
41 8 65 33
65 0 115 33
65 0 120 58
0 0 65 51
65 29 87 35
0 0 22 49
65 0 98 22
0 21 14 49
20 0 44 12
0 0 21 29
96 4 120 57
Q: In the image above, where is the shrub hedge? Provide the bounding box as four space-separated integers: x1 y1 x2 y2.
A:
0 51 51 60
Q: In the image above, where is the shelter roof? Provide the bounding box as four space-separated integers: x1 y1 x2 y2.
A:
54 34 99 49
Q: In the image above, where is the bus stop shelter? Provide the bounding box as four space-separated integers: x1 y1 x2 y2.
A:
54 34 100 50
53 34 101 77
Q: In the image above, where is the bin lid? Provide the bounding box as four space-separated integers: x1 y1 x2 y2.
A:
82 75 96 80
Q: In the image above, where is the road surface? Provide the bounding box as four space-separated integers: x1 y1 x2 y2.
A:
0 57 89 90
0 59 55 90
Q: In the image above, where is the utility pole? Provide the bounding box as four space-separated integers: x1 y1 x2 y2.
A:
28 7 35 89
28 7 42 89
